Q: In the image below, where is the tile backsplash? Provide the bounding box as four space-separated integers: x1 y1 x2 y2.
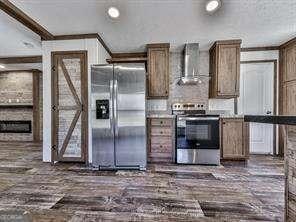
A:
147 99 167 111
148 51 210 113
168 51 209 108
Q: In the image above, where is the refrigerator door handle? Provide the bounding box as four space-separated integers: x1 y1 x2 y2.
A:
114 79 118 137
109 80 114 129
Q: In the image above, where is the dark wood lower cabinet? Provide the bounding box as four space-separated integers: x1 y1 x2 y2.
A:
147 117 174 163
220 118 249 160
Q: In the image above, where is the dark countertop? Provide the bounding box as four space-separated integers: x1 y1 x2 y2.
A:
244 115 296 125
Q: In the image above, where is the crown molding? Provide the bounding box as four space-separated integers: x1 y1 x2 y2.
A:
0 0 54 40
0 56 42 64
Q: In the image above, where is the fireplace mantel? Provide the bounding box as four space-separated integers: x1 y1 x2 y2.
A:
0 104 33 109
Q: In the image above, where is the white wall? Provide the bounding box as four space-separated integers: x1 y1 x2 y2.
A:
42 38 110 163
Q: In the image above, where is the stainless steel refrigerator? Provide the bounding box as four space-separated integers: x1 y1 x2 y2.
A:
91 63 146 170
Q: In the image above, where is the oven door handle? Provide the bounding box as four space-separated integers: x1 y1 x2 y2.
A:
178 117 220 121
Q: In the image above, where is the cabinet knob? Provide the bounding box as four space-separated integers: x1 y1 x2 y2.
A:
160 121 163 124
160 145 163 148
160 131 163 134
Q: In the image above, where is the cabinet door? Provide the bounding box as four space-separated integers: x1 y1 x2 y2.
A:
285 81 296 115
221 119 245 159
284 44 296 82
217 45 240 97
209 47 217 98
148 47 169 98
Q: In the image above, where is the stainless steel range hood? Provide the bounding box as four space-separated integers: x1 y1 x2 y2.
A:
178 43 201 85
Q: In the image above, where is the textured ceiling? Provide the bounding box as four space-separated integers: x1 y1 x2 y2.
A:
1 0 296 56
0 11 41 57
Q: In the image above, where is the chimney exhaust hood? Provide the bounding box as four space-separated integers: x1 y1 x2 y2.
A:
178 43 208 85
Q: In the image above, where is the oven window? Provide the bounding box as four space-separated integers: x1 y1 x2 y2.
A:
186 123 211 140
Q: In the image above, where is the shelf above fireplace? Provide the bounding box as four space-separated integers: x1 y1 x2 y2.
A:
0 104 33 109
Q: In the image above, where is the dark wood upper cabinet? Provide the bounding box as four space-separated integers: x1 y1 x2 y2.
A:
283 43 296 83
281 39 296 116
147 43 170 99
209 40 242 98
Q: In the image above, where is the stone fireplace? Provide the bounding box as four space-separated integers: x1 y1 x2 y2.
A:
0 71 42 141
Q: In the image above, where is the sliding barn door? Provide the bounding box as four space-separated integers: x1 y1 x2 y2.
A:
52 51 88 163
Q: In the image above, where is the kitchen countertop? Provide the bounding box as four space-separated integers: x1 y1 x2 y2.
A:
244 115 296 125
147 113 244 119
146 114 296 123
147 113 175 119
219 114 244 119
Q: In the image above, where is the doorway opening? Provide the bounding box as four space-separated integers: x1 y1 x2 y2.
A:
237 60 277 155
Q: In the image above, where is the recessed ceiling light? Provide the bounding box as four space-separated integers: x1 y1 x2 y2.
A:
0 64 5 69
206 0 221 13
108 7 120 19
23 41 34 48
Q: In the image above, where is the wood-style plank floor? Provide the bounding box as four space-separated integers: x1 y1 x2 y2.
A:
0 142 284 221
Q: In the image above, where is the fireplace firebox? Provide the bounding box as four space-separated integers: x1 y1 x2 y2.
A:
0 121 32 133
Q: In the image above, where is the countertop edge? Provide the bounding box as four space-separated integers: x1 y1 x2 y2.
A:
244 115 296 126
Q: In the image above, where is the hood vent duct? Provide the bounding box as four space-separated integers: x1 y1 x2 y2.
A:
178 43 209 85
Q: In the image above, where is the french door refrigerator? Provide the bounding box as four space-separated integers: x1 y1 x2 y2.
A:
91 63 146 170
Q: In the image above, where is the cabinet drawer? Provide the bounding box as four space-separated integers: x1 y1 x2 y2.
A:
150 127 172 136
150 143 172 153
150 118 173 127
148 156 172 163
150 136 172 145
149 152 172 158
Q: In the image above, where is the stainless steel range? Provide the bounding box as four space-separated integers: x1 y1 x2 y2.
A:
172 103 220 165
